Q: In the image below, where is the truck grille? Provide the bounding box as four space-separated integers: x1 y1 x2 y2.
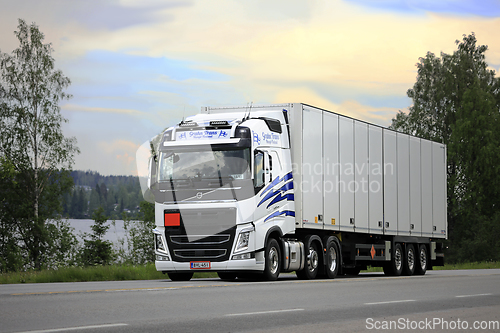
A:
170 234 231 245
164 208 236 262
173 249 227 259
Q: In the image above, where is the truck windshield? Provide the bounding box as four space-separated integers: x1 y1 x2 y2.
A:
158 148 251 182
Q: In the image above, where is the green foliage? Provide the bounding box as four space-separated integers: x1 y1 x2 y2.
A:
0 263 167 284
389 33 500 263
44 219 79 268
62 171 143 219
115 201 155 265
0 19 79 271
79 207 114 266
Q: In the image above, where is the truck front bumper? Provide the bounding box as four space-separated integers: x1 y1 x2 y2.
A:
155 257 264 273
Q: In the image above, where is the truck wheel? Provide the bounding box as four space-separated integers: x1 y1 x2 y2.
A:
403 244 416 276
168 272 193 281
217 272 237 281
414 244 428 275
263 238 281 281
383 243 403 276
297 237 320 280
325 240 339 279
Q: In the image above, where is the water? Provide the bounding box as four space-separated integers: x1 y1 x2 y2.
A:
66 219 127 246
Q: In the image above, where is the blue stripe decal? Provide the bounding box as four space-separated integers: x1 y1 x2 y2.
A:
264 210 295 223
261 176 281 197
258 181 294 208
260 171 293 197
267 193 294 209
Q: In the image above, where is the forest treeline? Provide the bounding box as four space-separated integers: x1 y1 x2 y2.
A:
63 170 143 220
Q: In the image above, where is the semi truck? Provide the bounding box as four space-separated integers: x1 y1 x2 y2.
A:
148 103 446 281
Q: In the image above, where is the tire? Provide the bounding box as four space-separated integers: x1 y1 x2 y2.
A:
324 240 340 279
383 243 403 276
296 237 320 280
168 272 193 281
403 244 416 276
414 244 428 275
217 272 237 281
263 238 281 281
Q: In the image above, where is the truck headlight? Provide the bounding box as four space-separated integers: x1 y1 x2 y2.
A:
155 233 167 252
235 226 254 253
235 232 250 253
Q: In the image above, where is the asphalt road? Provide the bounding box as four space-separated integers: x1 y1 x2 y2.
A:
1 269 499 333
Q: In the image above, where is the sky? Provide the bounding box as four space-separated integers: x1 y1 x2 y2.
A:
1 0 499 176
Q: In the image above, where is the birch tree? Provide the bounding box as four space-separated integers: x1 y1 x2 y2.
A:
0 19 79 270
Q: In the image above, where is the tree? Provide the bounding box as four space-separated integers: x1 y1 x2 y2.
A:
390 33 500 262
117 201 155 265
79 207 114 266
0 19 79 270
0 157 24 272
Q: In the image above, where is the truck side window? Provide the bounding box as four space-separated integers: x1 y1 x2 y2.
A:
254 151 264 189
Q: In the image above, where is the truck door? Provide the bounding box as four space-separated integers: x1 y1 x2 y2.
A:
254 150 276 223
254 150 273 190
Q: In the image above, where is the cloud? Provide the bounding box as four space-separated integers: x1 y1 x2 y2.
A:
62 103 146 116
345 0 500 17
3 0 499 176
58 0 497 100
98 139 140 154
116 152 135 167
274 88 399 126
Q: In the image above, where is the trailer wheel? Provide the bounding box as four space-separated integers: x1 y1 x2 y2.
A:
168 272 193 281
383 243 403 276
403 244 416 276
414 244 428 275
217 272 237 281
263 238 281 281
324 240 339 279
297 237 320 280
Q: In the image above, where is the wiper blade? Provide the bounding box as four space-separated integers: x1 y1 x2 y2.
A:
203 176 234 181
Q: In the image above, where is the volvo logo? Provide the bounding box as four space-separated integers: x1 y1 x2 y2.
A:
196 192 203 199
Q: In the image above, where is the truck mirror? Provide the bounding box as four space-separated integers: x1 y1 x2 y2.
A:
149 156 157 188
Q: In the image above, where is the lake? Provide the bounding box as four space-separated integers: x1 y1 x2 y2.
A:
66 219 128 246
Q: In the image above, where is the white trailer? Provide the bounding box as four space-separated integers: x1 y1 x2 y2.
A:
149 103 446 281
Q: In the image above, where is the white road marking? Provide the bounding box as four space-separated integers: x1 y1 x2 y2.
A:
226 308 304 316
16 323 128 333
456 293 492 298
364 299 416 305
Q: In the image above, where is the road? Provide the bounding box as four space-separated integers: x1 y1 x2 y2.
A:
1 269 499 332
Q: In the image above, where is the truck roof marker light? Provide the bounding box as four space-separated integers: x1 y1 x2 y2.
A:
165 213 181 227
210 120 229 126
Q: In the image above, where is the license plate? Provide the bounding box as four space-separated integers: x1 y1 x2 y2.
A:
190 261 211 269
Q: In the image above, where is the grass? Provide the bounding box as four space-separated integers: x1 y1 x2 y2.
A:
433 261 500 270
1 262 499 284
0 264 217 284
